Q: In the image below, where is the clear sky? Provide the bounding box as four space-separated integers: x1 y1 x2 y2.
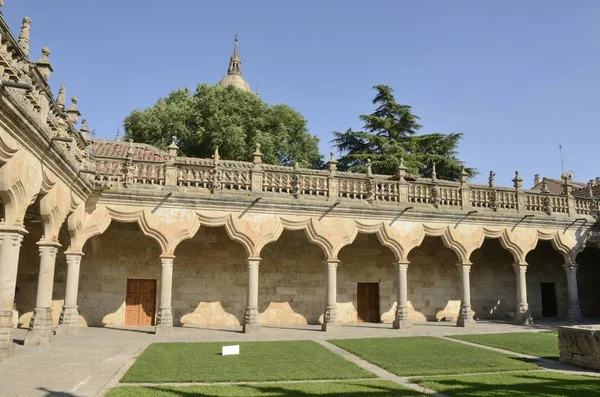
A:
4 1 599 186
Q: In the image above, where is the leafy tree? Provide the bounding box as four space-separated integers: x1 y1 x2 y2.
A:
332 85 476 180
124 84 323 168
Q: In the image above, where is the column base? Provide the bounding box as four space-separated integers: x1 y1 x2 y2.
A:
321 322 341 332
56 306 80 336
567 303 582 323
456 305 475 327
0 312 15 360
393 306 412 329
155 325 173 336
514 307 533 325
24 307 53 347
243 323 261 333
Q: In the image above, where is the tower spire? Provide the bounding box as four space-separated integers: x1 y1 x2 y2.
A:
227 33 242 76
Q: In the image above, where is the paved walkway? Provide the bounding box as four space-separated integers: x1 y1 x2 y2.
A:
0 320 594 397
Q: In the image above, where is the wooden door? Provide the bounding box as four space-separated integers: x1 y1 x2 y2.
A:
357 283 380 323
125 279 156 326
540 282 558 317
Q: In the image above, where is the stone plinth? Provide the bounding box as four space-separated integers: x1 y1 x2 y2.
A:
558 325 600 370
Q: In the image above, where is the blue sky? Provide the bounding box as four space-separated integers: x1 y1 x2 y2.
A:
5 1 599 185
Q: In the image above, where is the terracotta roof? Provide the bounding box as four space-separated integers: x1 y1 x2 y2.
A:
90 139 168 162
573 184 600 198
530 177 587 195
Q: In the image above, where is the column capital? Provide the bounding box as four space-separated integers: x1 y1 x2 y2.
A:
36 240 61 249
0 224 28 236
455 262 472 268
160 253 176 260
563 262 579 270
512 262 528 272
64 250 84 257
395 261 409 270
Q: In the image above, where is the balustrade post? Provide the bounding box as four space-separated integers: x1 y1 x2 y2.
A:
513 171 526 213
562 175 576 217
164 136 179 186
459 166 471 210
327 152 339 199
251 144 264 193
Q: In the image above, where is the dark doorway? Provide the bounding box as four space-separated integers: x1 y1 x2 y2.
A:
357 283 380 323
540 282 558 317
125 278 157 326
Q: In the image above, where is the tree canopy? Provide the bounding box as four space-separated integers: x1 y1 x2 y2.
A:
124 84 323 168
332 85 476 180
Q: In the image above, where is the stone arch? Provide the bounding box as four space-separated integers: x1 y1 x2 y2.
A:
0 149 43 226
420 224 485 264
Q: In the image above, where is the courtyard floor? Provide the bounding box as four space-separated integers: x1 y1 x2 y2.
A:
0 320 598 397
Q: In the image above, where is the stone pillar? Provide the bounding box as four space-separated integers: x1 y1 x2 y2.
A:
322 259 340 331
393 261 411 329
24 241 61 347
456 262 475 327
512 263 533 325
564 263 582 322
155 255 174 335
243 257 260 333
0 229 25 360
56 252 83 336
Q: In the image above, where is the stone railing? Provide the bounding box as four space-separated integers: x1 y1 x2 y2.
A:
88 149 599 220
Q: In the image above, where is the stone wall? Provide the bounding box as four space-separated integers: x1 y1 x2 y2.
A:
526 241 569 318
559 325 600 370
577 247 600 318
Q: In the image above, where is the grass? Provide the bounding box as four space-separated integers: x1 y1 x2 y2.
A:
106 380 425 397
330 336 538 376
120 341 374 383
412 371 600 396
450 332 560 360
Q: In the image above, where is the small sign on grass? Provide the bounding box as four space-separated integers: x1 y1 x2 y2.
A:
221 345 240 356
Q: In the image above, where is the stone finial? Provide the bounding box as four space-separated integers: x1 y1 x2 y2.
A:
327 152 338 172
34 47 53 81
431 162 437 182
561 172 573 195
80 118 91 140
459 165 469 185
488 170 496 188
540 177 549 193
252 142 263 165
366 159 372 178
56 84 66 109
396 157 408 180
126 139 134 159
65 97 81 125
512 170 523 190
293 161 300 171
18 17 32 58
213 146 220 163
0 1 4 8
168 136 179 158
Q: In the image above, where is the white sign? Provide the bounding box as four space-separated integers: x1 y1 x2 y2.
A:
221 345 240 356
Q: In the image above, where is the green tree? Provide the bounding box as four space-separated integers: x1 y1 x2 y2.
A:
332 85 476 180
124 84 323 168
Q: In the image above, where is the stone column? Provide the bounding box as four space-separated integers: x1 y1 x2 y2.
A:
512 263 533 325
456 262 475 327
322 259 340 331
56 252 83 336
0 229 25 360
564 263 582 322
24 241 61 346
155 255 174 335
393 261 411 329
243 257 260 333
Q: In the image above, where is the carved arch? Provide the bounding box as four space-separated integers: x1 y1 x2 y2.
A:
0 149 43 226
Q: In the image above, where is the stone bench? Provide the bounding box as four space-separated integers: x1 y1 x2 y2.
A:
558 325 600 370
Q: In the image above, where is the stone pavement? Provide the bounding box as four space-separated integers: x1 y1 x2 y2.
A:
0 320 591 397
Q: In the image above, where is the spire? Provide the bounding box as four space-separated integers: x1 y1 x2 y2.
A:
18 17 32 57
218 33 251 92
228 34 242 76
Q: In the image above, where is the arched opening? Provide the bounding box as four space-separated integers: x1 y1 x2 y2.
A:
14 201 69 329
259 230 326 327
337 233 397 324
78 221 162 327
406 236 460 322
525 240 567 319
576 245 600 318
470 238 516 321
173 226 247 328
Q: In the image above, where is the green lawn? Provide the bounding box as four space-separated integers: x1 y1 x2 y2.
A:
121 341 374 383
107 380 425 397
330 337 537 376
412 371 600 396
450 332 559 360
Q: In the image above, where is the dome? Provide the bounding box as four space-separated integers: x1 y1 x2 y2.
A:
219 73 251 92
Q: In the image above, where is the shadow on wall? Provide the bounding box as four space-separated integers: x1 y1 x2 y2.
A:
180 301 241 327
577 246 600 317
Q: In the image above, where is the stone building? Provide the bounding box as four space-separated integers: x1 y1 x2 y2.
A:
1 7 600 361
